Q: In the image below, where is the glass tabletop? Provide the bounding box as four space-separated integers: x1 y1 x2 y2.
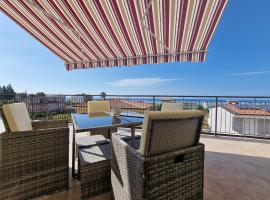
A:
72 112 144 131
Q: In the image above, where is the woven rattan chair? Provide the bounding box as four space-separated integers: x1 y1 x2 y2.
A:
161 102 184 111
0 103 69 200
111 110 205 200
88 101 117 138
88 100 111 114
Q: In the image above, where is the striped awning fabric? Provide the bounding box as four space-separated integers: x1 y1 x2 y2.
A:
0 0 227 70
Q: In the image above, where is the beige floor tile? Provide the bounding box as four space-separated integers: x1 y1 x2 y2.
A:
44 131 270 200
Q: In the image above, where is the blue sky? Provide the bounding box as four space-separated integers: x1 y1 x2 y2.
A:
1 0 270 95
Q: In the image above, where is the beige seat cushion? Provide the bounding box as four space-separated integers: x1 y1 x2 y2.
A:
2 103 33 132
88 101 110 114
161 102 184 111
138 110 204 157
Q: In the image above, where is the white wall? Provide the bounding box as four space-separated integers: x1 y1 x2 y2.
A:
241 118 256 135
208 107 270 137
238 117 270 137
257 118 270 136
208 107 237 134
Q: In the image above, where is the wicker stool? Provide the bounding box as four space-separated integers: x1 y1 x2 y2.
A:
78 142 112 199
77 134 141 199
76 134 109 149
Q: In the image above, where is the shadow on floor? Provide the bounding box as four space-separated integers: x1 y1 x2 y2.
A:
205 151 270 200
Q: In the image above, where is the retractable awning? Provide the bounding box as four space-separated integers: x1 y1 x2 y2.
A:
0 0 227 70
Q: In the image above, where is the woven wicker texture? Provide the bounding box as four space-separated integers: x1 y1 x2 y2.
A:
78 143 111 199
78 136 140 200
111 110 205 200
0 116 69 200
140 111 204 157
32 120 68 130
90 127 117 139
112 136 204 200
146 118 201 157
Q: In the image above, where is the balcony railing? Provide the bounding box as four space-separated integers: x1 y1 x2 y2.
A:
1 94 270 139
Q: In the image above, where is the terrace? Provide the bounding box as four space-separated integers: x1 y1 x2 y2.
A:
1 94 270 200
45 134 270 200
1 0 270 199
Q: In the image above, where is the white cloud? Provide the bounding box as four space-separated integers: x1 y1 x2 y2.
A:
229 70 270 76
108 78 182 88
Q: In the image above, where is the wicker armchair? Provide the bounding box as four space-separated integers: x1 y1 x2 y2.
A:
88 101 117 138
0 104 69 200
161 102 184 111
111 110 205 200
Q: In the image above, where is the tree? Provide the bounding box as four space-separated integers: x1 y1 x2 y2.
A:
2 86 7 94
197 103 207 111
84 95 93 102
6 84 15 95
36 92 46 97
100 92 106 100
0 84 15 95
0 84 16 103
7 85 16 99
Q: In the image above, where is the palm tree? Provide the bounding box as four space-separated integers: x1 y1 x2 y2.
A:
100 92 106 100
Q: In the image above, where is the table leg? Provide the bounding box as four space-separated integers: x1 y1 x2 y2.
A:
72 124 76 178
131 126 135 147
108 128 111 139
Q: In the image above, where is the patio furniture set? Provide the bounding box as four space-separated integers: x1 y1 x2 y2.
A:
0 101 205 200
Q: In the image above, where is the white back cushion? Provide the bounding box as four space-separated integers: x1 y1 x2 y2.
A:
2 103 33 132
88 101 110 114
161 102 183 111
138 111 204 157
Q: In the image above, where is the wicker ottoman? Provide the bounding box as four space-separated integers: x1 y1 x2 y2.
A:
77 134 141 199
78 142 112 199
76 134 109 149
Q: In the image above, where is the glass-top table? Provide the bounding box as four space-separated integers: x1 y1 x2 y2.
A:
71 112 144 177
72 112 144 132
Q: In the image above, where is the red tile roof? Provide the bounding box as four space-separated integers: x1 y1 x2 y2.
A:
109 99 152 110
224 104 270 116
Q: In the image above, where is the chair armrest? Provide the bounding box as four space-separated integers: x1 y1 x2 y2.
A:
0 127 69 166
111 135 146 199
111 136 205 199
32 120 68 130
9 126 69 135
0 126 69 195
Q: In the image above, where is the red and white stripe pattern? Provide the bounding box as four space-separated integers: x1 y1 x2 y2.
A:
0 0 227 70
